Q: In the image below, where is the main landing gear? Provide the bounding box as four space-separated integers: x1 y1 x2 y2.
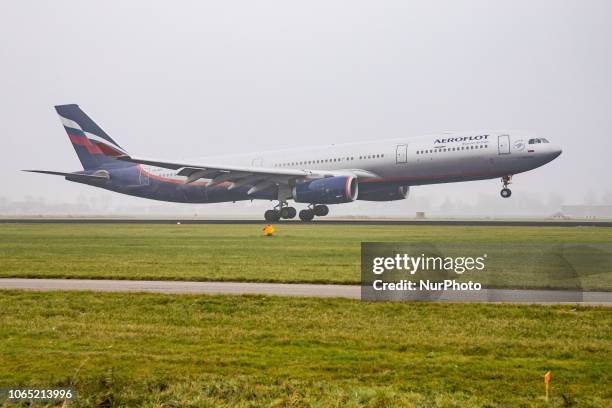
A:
264 203 329 222
298 204 329 222
500 175 512 198
264 201 297 222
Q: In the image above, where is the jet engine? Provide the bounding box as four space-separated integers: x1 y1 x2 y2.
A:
293 176 358 204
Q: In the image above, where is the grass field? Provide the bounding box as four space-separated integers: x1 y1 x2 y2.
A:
0 224 611 290
0 290 610 407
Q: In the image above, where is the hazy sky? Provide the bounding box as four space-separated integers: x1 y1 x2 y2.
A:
1 1 611 216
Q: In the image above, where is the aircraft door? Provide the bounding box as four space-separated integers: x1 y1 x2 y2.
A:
396 144 408 164
252 157 264 167
498 135 510 155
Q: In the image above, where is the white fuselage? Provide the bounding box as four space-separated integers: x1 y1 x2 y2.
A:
142 130 562 187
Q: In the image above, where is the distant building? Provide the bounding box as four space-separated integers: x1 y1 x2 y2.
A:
549 211 570 220
561 205 612 219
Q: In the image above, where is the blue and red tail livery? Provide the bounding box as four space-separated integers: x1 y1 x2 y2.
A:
55 104 130 170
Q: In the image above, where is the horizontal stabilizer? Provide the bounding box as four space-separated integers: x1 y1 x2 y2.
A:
22 170 109 181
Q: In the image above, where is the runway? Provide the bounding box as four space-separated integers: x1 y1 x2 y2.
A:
1 278 610 305
2 219 612 227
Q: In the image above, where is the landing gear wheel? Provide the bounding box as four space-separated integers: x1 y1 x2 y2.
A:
299 209 315 222
313 204 329 217
499 175 513 199
280 206 297 219
264 209 281 222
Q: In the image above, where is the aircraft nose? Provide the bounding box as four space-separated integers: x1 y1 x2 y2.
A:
545 145 562 162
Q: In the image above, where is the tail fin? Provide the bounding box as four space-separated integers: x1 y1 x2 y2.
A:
55 104 131 170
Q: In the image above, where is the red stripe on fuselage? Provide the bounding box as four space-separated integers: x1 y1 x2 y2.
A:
139 165 210 186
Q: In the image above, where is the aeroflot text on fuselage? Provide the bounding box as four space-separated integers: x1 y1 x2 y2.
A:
434 135 489 144
24 104 563 222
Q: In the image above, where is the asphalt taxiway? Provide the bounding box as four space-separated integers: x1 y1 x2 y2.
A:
1 278 610 305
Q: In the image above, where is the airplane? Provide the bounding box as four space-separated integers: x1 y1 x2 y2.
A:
25 104 562 221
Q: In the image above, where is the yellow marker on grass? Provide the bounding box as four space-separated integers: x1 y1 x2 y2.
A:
263 224 275 236
544 370 551 401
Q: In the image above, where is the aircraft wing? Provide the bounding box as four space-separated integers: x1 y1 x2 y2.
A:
118 155 377 194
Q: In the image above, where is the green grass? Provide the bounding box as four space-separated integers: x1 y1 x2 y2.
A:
0 291 610 407
0 224 611 289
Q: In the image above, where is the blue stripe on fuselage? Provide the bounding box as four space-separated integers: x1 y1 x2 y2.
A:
66 165 278 203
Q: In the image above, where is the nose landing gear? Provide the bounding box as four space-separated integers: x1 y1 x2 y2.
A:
500 175 512 198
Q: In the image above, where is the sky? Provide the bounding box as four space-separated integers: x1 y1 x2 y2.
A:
1 1 611 217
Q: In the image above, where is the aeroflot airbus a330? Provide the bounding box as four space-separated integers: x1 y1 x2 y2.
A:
26 105 562 221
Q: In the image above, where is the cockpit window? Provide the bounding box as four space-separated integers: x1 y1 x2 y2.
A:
528 138 547 144
540 138 549 143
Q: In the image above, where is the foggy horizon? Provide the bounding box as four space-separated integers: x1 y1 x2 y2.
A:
2 1 611 217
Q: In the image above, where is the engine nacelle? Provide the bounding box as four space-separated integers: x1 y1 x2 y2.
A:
357 184 409 201
293 176 358 204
